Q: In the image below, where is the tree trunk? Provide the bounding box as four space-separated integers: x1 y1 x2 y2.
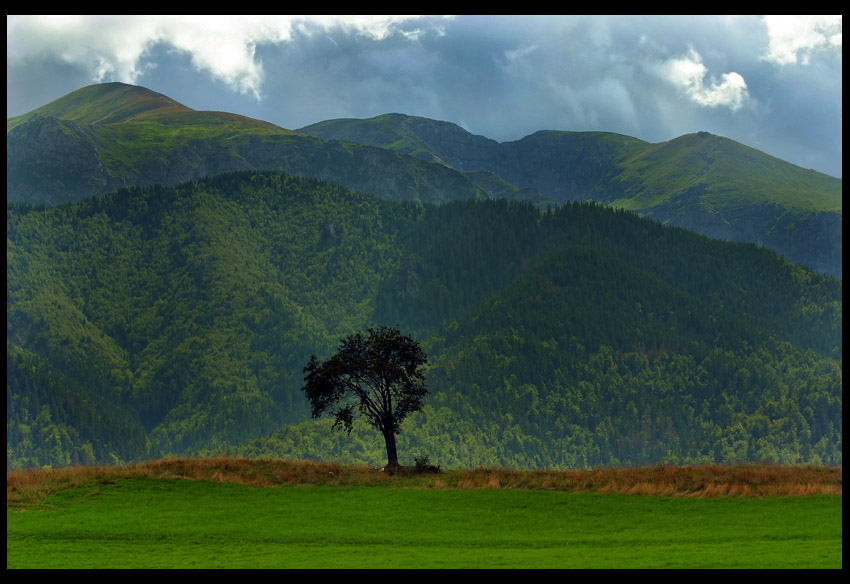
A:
383 428 399 468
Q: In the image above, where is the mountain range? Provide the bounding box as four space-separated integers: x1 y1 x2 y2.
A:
6 83 483 208
6 83 843 470
7 82 842 277
299 113 842 278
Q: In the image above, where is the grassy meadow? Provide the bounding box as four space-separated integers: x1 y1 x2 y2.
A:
7 458 843 569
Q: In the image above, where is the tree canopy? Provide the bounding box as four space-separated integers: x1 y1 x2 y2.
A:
7 171 841 470
302 326 428 467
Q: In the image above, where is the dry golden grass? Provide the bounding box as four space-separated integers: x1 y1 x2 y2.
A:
7 457 841 507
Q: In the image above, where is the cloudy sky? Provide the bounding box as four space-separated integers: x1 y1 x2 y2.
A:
7 15 843 178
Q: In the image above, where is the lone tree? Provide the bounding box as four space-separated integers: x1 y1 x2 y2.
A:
302 326 428 468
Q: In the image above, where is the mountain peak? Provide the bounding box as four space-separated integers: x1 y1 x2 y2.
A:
7 82 193 130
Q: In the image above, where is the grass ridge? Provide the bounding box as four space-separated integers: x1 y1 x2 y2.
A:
7 457 842 508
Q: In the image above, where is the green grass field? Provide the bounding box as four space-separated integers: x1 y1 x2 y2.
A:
7 477 842 569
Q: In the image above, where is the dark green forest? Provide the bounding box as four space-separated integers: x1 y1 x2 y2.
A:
6 171 842 469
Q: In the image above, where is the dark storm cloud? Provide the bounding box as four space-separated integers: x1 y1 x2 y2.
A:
6 15 842 177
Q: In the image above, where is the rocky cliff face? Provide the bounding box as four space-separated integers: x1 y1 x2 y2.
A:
7 115 116 205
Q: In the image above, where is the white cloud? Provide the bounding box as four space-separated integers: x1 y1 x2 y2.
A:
499 44 539 75
7 15 159 83
658 48 749 110
762 15 842 65
6 15 438 99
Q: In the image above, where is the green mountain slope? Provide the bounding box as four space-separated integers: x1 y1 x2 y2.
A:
6 82 194 128
298 113 503 169
300 116 842 278
7 172 841 469
8 83 841 276
6 83 484 207
613 131 841 212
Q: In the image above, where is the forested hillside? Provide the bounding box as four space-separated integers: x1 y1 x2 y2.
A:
301 115 843 278
7 172 842 469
